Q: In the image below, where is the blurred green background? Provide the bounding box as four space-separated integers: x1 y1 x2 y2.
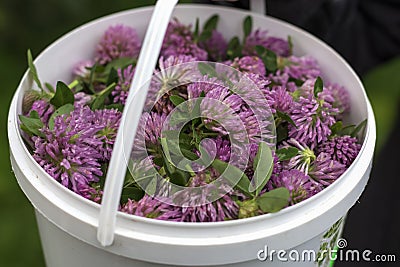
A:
0 0 398 266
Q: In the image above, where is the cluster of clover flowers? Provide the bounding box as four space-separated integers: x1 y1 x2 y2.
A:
20 15 366 222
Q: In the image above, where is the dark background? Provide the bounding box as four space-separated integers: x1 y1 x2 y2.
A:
0 0 399 266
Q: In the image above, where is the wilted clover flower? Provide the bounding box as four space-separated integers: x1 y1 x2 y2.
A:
95 24 141 64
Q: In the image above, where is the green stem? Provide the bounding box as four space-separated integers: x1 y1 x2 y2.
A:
68 79 79 89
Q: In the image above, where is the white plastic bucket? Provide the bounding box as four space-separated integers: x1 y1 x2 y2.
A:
8 4 376 267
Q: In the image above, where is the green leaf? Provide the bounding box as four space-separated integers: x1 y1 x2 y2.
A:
243 16 252 39
255 45 278 72
314 76 324 97
104 103 124 112
198 62 217 77
180 148 199 161
44 82 55 93
198 30 212 43
27 49 43 90
211 159 252 197
50 81 74 108
276 147 299 161
104 57 136 73
19 111 44 137
169 172 188 186
169 95 185 107
330 121 343 136
198 15 219 42
256 187 289 213
276 123 288 143
145 177 157 196
288 77 304 87
341 124 356 136
276 110 297 127
351 119 367 138
250 142 274 196
106 67 119 86
121 187 145 202
203 14 219 32
48 103 74 130
193 18 200 39
91 82 116 110
227 37 242 60
288 35 293 56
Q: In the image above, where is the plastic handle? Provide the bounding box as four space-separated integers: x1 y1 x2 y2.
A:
250 0 267 15
97 0 178 247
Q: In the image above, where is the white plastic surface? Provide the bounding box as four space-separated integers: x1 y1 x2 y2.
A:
97 0 178 247
8 4 376 266
250 0 267 15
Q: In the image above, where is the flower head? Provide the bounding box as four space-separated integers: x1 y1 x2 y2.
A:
147 55 197 114
309 152 346 186
231 56 266 76
72 59 94 79
161 18 207 60
243 30 290 57
93 108 122 160
112 65 135 104
200 137 231 162
74 92 92 108
171 173 239 222
268 71 298 92
95 24 141 64
320 83 351 117
121 195 182 220
280 138 316 174
29 99 54 124
199 30 227 61
317 135 361 167
132 112 166 157
267 169 321 205
289 94 337 147
32 106 103 199
264 85 293 114
281 55 321 81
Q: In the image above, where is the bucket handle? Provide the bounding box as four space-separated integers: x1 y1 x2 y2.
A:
97 0 179 247
250 0 267 15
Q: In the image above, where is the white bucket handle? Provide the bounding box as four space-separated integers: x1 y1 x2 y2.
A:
250 0 267 15
97 0 179 247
